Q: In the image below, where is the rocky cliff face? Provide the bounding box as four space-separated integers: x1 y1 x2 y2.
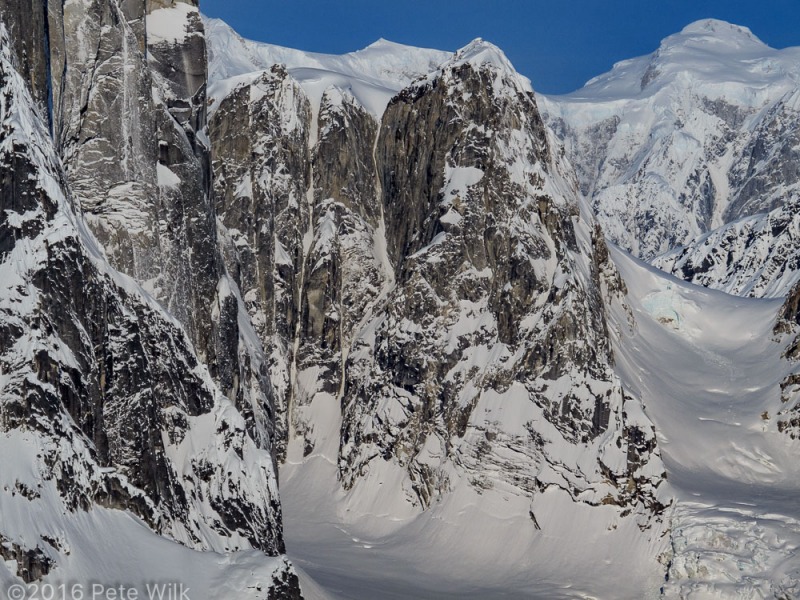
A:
210 66 313 458
655 198 800 298
774 283 800 437
0 1 298 596
52 0 263 429
1 0 272 445
209 36 669 523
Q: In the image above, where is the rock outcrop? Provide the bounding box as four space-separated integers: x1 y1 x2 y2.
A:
0 1 299 595
775 283 800 436
208 35 669 523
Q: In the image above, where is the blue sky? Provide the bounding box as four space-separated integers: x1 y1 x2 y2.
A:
200 1 800 94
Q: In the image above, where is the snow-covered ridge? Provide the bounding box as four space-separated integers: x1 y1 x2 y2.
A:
205 15 536 125
204 17 450 88
655 199 800 298
204 15 450 118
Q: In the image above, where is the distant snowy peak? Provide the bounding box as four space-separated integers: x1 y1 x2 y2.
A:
204 15 450 117
568 18 800 103
671 18 765 51
542 18 800 263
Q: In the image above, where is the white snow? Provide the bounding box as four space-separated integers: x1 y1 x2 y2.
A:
281 453 668 600
609 245 800 597
156 162 181 188
146 3 199 46
0 432 292 600
204 16 450 119
559 19 800 105
452 38 534 94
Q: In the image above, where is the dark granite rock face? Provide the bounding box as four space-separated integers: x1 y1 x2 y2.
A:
775 283 800 437
0 537 53 583
210 67 313 459
0 0 48 108
338 49 665 514
7 0 269 432
210 41 668 522
0 6 299 597
210 70 389 462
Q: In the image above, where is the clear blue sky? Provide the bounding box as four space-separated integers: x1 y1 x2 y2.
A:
200 0 800 94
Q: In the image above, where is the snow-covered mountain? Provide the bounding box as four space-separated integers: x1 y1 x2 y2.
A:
206 20 676 597
542 19 800 267
204 17 800 597
2 4 800 599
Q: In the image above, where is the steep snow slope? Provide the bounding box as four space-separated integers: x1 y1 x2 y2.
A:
204 16 450 118
610 247 800 597
542 19 800 261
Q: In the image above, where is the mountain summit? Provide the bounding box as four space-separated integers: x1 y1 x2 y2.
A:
543 19 800 265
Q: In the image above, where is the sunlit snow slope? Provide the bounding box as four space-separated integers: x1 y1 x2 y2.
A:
610 247 800 598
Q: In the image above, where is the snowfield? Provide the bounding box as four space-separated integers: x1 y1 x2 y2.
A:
611 247 800 598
